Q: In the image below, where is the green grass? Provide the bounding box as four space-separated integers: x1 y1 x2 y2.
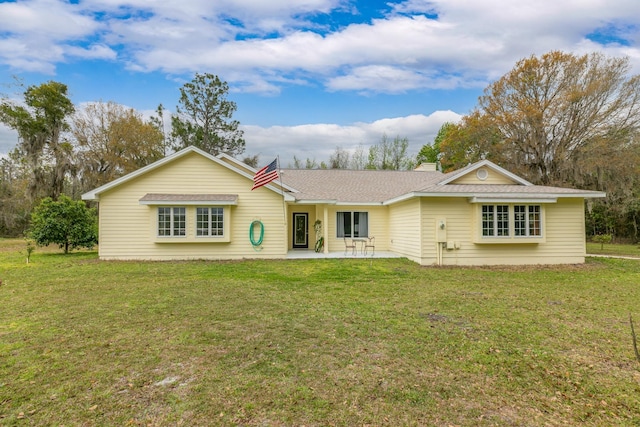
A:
587 242 640 257
1 238 640 426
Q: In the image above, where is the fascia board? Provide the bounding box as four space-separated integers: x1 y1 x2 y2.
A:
334 201 384 206
81 146 298 200
139 199 239 206
469 196 558 203
81 147 201 200
292 199 337 205
384 190 606 205
383 192 417 205
438 160 533 186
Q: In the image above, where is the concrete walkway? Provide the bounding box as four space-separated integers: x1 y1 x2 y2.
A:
588 254 640 260
286 250 403 260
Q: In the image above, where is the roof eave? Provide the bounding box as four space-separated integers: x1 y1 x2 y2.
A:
335 201 384 206
291 199 337 205
81 146 300 201
384 190 606 205
437 159 534 186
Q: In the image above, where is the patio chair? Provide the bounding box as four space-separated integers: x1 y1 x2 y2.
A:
364 236 375 256
344 237 356 255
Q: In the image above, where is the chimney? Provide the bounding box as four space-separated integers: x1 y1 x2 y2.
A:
414 163 437 172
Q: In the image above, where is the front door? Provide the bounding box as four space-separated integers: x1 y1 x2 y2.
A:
293 213 309 249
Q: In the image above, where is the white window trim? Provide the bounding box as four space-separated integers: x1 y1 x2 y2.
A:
336 211 369 238
157 206 186 238
152 205 232 243
196 206 225 238
475 204 545 244
514 205 541 238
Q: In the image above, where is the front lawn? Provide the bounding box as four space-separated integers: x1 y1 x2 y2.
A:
1 239 639 425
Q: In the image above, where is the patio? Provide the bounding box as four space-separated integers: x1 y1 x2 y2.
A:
286 249 403 260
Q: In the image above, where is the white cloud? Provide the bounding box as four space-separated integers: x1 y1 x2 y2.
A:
0 0 99 39
78 0 640 92
0 124 18 156
326 65 477 93
0 0 107 73
241 110 462 166
3 0 640 91
65 44 117 60
0 107 461 171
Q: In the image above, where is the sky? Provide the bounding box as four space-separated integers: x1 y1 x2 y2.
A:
1 0 640 166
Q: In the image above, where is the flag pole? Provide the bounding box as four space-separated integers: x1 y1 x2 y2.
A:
277 156 288 245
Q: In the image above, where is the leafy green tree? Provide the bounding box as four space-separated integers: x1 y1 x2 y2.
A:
149 103 170 156
29 195 98 253
291 156 319 169
438 111 505 172
0 81 75 200
366 144 378 170
170 73 245 157
416 122 455 169
306 158 319 169
242 154 259 168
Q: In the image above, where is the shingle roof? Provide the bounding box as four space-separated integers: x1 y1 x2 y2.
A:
279 169 444 203
279 169 604 204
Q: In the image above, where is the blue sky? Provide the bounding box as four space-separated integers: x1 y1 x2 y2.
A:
1 0 640 166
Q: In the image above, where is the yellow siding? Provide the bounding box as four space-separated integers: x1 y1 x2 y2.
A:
96 149 589 266
416 197 586 266
97 152 287 260
388 199 422 263
450 168 517 185
323 206 389 253
420 198 471 265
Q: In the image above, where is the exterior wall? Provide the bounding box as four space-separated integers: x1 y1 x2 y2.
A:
97 152 287 260
419 197 471 265
388 199 422 263
323 205 389 253
418 197 586 266
450 168 516 185
96 150 589 266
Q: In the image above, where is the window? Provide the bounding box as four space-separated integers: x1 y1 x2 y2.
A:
514 205 541 237
482 205 509 237
481 204 542 239
158 207 185 236
337 211 368 237
196 207 224 236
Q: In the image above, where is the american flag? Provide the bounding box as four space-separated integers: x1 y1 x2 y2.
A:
251 158 279 190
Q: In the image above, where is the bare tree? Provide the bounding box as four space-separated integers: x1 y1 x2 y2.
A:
329 146 350 169
366 134 413 170
350 144 367 169
71 101 165 192
438 50 640 239
479 51 640 185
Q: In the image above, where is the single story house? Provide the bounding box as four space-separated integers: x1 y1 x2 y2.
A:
82 146 606 266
